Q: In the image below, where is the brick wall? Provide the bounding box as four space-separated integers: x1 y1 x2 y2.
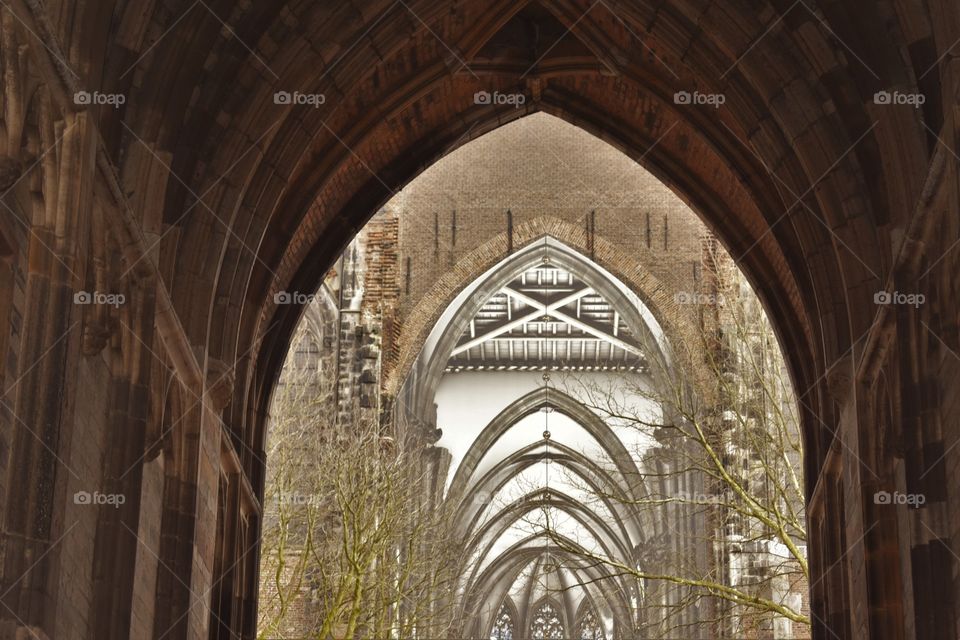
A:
360 210 400 314
393 113 704 316
378 113 715 393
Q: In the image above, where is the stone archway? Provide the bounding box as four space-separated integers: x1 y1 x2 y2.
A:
0 1 955 639
393 235 678 423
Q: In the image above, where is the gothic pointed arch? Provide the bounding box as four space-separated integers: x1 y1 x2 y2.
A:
575 597 606 640
461 530 635 636
529 598 566 640
452 439 646 548
397 235 674 424
0 2 956 639
447 385 645 505
489 596 519 640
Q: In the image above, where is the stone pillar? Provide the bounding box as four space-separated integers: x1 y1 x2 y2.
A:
153 354 233 640
855 378 906 640
153 401 204 640
0 110 97 638
89 281 158 639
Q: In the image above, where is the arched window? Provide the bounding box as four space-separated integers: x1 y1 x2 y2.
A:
578 605 605 640
490 603 516 640
530 601 564 639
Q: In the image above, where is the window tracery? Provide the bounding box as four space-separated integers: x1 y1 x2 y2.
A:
530 601 564 639
578 606 605 640
490 602 516 640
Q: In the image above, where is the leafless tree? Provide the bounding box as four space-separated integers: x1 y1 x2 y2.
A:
257 318 459 640
542 249 808 638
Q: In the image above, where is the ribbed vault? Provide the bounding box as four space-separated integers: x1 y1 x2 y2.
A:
412 232 699 636
398 237 672 424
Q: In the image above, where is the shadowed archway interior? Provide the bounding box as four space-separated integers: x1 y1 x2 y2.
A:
0 1 955 639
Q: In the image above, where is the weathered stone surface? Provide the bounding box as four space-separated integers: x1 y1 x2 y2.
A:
0 0 954 638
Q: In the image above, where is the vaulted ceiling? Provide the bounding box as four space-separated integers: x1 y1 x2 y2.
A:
447 262 647 372
53 0 940 486
424 239 684 636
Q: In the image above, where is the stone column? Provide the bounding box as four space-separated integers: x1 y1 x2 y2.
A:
89 279 158 639
0 110 96 639
153 354 233 640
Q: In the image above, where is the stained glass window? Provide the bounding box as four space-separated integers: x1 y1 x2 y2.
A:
490 603 515 640
530 601 564 640
578 606 605 640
